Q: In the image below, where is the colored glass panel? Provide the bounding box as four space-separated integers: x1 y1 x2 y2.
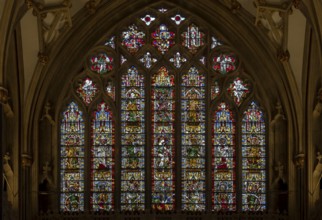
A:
121 25 145 54
181 24 205 54
212 102 236 211
211 81 220 100
90 53 113 74
139 52 157 69
91 102 115 211
121 66 145 211
152 24 175 54
211 36 222 49
141 14 155 26
151 67 175 211
169 52 186 68
121 55 127 65
76 78 98 105
227 77 249 106
105 36 115 49
213 53 238 74
60 102 85 212
181 67 206 211
242 102 266 211
106 81 115 100
171 14 185 25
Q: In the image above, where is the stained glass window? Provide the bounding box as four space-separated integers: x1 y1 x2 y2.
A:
181 24 205 54
91 102 114 211
213 53 238 74
212 102 236 211
121 25 145 54
242 102 266 211
227 77 250 106
59 7 268 214
181 67 206 211
76 78 98 105
106 81 115 100
152 24 175 54
121 66 145 211
90 53 113 74
60 102 85 212
151 67 175 211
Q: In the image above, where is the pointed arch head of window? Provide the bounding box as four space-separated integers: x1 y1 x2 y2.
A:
241 101 266 212
60 101 85 212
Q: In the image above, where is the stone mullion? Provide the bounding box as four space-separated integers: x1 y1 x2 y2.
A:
145 67 152 212
175 67 182 212
206 29 213 213
114 41 122 213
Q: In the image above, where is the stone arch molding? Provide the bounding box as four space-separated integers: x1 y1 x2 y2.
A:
26 0 300 216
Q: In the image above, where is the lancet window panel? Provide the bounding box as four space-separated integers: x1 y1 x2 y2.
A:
58 5 268 213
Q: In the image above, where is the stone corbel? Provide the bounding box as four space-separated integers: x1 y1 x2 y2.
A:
31 0 72 57
313 88 322 118
221 0 241 13
85 0 102 15
311 152 322 195
274 161 286 183
271 101 286 125
294 152 305 169
292 0 302 9
40 102 55 126
21 153 33 168
3 153 17 202
254 0 292 48
0 87 14 118
40 162 53 186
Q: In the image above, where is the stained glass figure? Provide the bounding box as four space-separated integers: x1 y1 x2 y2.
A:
211 81 220 100
169 52 187 68
121 66 145 211
152 24 175 54
171 14 185 25
199 56 206 65
121 25 145 54
106 81 115 100
105 36 115 49
141 14 155 26
121 55 127 65
60 102 85 212
181 67 206 211
213 53 238 74
227 77 249 106
139 52 157 69
242 102 266 211
76 78 98 105
158 8 167 13
181 24 205 54
90 53 113 74
212 102 236 211
91 102 114 211
151 67 175 211
211 36 222 49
